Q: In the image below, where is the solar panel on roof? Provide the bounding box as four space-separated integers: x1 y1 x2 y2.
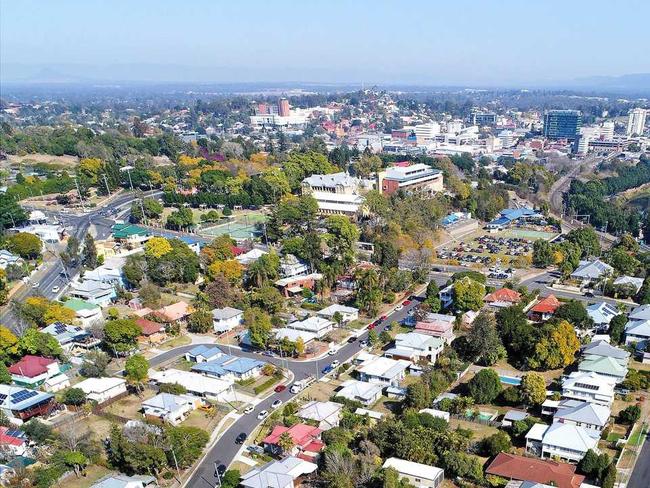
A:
0 394 7 403
54 324 68 334
11 390 38 402
5 429 23 438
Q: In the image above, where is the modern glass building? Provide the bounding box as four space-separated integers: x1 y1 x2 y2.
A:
543 110 582 140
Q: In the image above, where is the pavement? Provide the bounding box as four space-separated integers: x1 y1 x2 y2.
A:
628 428 650 488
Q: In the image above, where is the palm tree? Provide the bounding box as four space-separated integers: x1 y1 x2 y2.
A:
278 431 295 454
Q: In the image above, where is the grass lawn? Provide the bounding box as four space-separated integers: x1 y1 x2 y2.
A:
448 418 500 441
158 335 192 350
229 460 257 476
64 464 113 488
182 408 225 431
62 413 115 442
629 359 650 372
347 319 369 330
104 389 157 419
372 395 402 416
628 424 647 447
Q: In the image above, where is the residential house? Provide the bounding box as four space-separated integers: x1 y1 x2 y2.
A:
571 259 613 287
68 280 116 307
149 369 234 402
485 453 585 488
111 223 150 246
505 482 555 488
415 313 455 343
562 371 615 406
438 284 454 309
141 393 199 425
484 288 522 309
553 400 610 436
581 339 630 366
287 316 333 339
577 356 627 383
612 276 644 294
185 345 222 363
382 457 444 488
0 427 28 456
355 408 384 423
0 385 55 423
0 250 23 270
336 380 383 406
240 456 318 488
8 355 69 391
76 377 127 404
41 322 100 352
191 354 265 381
236 248 267 266
153 301 191 326
212 306 244 333
91 473 157 488
418 408 450 422
274 328 317 345
357 356 410 387
263 423 324 459
529 295 561 322
136 318 166 344
501 410 529 428
275 273 323 297
385 332 444 363
280 254 310 278
297 401 343 430
316 304 359 324
83 257 126 287
586 302 619 330
625 304 650 345
525 422 598 462
63 298 103 328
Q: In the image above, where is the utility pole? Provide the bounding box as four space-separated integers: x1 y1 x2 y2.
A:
73 176 85 210
101 174 111 195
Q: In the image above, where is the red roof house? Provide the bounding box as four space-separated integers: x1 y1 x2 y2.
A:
9 356 56 379
136 318 165 336
486 452 585 488
263 423 324 458
484 288 522 307
0 426 28 455
529 295 561 321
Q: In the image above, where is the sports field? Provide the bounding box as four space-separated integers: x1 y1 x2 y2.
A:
200 212 267 239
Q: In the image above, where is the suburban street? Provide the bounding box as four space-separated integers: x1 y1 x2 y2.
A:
628 430 650 488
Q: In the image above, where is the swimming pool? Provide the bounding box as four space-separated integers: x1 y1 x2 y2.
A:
499 375 522 386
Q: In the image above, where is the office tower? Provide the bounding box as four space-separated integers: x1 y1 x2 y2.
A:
627 108 647 136
543 110 582 140
278 98 290 117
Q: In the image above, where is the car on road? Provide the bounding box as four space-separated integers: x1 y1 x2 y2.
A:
31 282 40 289
51 286 60 293
235 433 247 444
328 348 337 356
360 340 368 347
257 410 269 420
402 300 411 306
274 384 286 393
394 304 403 311
243 405 254 414
262 351 275 357
330 360 340 369
322 365 334 374
271 399 283 409
584 291 595 297
367 322 376 330
347 336 358 343
380 315 387 321
215 464 227 476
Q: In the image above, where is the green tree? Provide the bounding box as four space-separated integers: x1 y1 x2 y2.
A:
466 311 505 366
165 207 194 230
164 425 210 468
250 285 285 314
355 268 383 316
5 232 42 259
565 227 601 258
278 431 295 453
368 329 379 346
80 349 110 377
532 239 553 267
618 405 641 424
609 314 627 344
452 276 485 311
61 450 89 477
495 305 537 364
125 354 149 391
158 382 187 394
0 326 18 364
245 307 272 349
81 233 98 269
130 198 164 223
519 373 546 405
0 194 28 230
19 327 63 358
0 362 11 384
607 247 640 275
404 381 432 410
424 281 441 311
528 320 580 370
188 308 213 333
325 215 360 267
61 387 87 406
468 368 502 404
555 301 594 330
481 431 512 457
221 469 241 488
601 463 616 488
103 319 142 354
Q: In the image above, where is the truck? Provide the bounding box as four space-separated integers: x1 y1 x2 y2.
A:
290 376 315 394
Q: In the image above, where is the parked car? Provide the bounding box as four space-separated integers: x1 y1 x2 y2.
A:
584 291 595 297
347 336 358 343
380 315 387 321
322 365 333 374
31 282 40 289
51 286 60 293
215 464 227 476
262 351 275 357
235 433 247 444
243 405 254 415
360 340 368 347
328 348 337 356
402 300 411 306
257 410 269 420
330 360 340 369
274 384 286 393
271 399 283 409
394 305 403 311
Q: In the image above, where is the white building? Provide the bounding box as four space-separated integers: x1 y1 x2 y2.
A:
385 332 445 363
357 356 410 386
382 457 444 488
280 254 310 278
240 456 318 488
316 304 359 324
336 379 383 406
561 371 615 407
414 122 441 144
76 377 127 404
0 250 23 270
525 423 598 462
627 108 647 136
68 280 115 307
553 400 610 436
301 172 366 217
212 306 244 333
625 304 650 345
586 302 619 329
297 401 343 430
150 369 234 402
287 316 333 338
141 393 199 425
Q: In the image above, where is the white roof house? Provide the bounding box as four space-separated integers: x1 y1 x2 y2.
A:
613 276 644 293
240 456 318 488
286 316 333 338
150 369 233 402
212 306 244 333
386 332 445 363
0 250 23 270
316 304 359 323
91 474 156 488
76 377 127 404
581 340 630 366
274 328 317 344
337 380 383 406
382 457 444 488
525 423 598 462
68 280 115 307
562 371 615 406
571 259 613 284
586 302 619 328
297 401 343 430
236 248 267 266
625 305 650 345
553 401 610 435
358 356 410 386
141 392 198 425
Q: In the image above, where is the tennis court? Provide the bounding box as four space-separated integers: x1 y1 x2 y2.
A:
200 213 267 240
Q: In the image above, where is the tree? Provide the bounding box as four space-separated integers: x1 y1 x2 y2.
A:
579 449 611 482
404 382 432 410
104 319 142 354
61 236 80 268
245 308 272 349
125 354 149 391
207 259 243 283
555 301 594 330
188 308 213 333
324 215 360 267
355 268 383 316
618 405 641 424
221 469 241 488
159 382 187 394
43 302 76 325
0 194 28 230
565 227 601 258
250 285 285 314
18 327 63 358
383 467 416 488
62 450 89 477
0 363 11 384
203 275 242 309
80 349 110 377
0 326 18 364
452 277 485 311
5 232 42 259
164 425 210 468
332 311 343 328
468 368 502 404
466 311 505 366
139 282 161 308
278 431 295 453
601 462 616 488
609 314 627 344
130 198 164 223
81 234 98 269
423 280 441 312
532 239 553 268
62 387 87 406
166 207 194 230
481 431 512 457
22 419 54 444
528 320 580 370
607 247 640 276
368 329 378 346
519 373 546 405
200 235 235 265
495 305 537 364
295 337 305 356
144 236 172 258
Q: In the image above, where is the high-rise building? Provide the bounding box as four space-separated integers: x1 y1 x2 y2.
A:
627 108 647 136
278 98 290 117
543 110 582 140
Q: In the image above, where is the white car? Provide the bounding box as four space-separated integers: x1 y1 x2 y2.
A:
394 305 403 311
31 282 40 289
328 348 337 356
271 399 283 409
243 405 254 415
51 286 60 293
257 410 269 420
330 360 340 369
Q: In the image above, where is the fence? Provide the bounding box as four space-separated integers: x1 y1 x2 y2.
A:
449 412 500 427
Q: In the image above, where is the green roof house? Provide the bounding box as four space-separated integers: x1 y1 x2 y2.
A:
111 223 150 243
63 298 103 328
577 355 627 383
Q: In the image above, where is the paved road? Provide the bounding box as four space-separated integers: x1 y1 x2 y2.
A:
628 430 650 488
183 296 423 487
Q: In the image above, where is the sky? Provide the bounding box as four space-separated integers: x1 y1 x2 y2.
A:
2 0 649 86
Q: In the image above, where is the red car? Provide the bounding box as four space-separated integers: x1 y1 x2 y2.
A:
368 322 376 330
380 315 387 321
274 385 287 393
402 300 411 306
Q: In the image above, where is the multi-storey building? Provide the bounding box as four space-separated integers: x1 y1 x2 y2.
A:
543 110 582 140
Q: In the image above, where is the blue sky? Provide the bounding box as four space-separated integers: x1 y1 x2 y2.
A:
2 0 649 85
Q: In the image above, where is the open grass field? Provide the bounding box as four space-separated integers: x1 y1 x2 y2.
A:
63 464 112 488
104 389 157 419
